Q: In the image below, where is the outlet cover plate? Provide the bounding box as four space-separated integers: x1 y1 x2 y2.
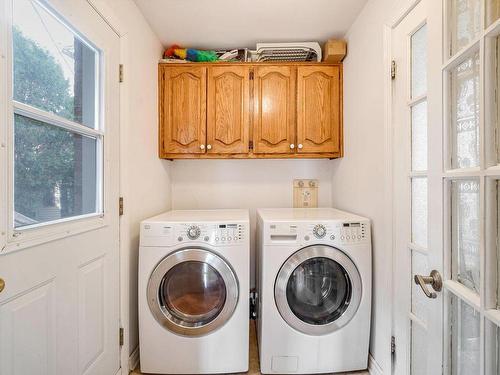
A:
293 179 318 208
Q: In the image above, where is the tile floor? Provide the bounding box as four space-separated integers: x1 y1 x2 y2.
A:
132 322 369 375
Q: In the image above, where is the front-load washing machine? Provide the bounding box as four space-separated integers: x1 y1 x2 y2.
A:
139 209 250 374
256 208 371 374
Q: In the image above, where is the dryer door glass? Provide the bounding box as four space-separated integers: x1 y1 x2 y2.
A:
286 257 352 325
159 261 227 325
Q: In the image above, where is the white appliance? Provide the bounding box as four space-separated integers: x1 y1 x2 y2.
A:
139 209 250 374
256 208 371 374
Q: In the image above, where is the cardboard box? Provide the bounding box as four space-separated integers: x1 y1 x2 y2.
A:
323 39 347 63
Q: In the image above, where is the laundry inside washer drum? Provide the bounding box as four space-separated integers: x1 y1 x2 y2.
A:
285 257 352 325
159 261 227 325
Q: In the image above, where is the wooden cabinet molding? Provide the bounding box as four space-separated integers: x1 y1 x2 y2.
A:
158 62 343 159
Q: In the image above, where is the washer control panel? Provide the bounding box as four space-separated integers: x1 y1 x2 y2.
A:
140 222 247 247
338 222 368 243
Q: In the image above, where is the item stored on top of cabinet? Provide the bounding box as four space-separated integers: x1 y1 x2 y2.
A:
250 42 322 62
158 62 343 159
323 39 347 63
163 44 218 62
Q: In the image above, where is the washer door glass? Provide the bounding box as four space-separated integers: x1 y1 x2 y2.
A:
286 257 351 325
147 248 239 336
159 261 226 325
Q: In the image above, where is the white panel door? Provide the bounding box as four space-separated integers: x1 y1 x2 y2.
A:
0 0 120 374
392 0 444 374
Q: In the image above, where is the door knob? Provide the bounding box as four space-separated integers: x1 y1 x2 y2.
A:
0 278 5 293
207 144 212 150
200 144 205 150
414 270 442 299
290 144 295 149
298 144 303 149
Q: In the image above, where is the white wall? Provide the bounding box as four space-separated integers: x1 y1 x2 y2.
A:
171 159 332 285
334 0 410 373
91 0 173 365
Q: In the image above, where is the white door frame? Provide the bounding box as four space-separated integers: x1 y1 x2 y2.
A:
84 2 132 373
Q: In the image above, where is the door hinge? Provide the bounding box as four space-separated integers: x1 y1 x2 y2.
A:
119 197 124 216
119 64 124 83
249 71 254 80
391 335 396 355
119 327 124 346
391 60 396 80
249 140 254 150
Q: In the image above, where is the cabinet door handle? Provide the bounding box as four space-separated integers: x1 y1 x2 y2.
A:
207 144 212 150
0 278 5 293
290 144 295 149
200 144 205 150
298 144 303 149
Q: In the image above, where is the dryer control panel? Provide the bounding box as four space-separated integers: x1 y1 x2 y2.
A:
264 220 370 247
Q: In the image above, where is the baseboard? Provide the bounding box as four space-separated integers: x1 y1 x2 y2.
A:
368 354 384 375
128 346 140 373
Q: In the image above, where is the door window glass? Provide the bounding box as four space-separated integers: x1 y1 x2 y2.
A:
12 0 102 229
159 261 226 325
451 179 480 293
449 294 480 374
448 0 481 56
286 257 351 325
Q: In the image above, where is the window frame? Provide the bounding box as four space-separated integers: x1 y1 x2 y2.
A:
0 0 109 253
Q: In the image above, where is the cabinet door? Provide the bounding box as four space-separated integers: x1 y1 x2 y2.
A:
297 66 342 154
159 66 207 155
207 66 250 154
253 66 296 154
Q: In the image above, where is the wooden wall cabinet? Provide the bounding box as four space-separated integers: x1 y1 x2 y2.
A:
159 63 343 159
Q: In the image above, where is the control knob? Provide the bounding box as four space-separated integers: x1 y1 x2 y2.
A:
187 225 201 240
313 224 327 239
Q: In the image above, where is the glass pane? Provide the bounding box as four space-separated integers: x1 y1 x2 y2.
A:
412 101 428 171
410 320 428 375
449 294 480 375
160 261 226 325
411 24 427 99
450 52 480 169
412 178 428 248
452 180 480 293
286 257 351 325
449 0 481 56
486 0 500 27
14 115 98 228
13 0 98 129
411 250 429 323
485 319 500 374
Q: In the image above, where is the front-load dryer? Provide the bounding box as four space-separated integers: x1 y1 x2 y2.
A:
256 208 371 374
139 209 250 374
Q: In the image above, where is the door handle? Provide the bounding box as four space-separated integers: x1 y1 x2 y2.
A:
414 270 442 299
0 278 4 293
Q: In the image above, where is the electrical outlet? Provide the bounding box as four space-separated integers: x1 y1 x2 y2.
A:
293 179 318 208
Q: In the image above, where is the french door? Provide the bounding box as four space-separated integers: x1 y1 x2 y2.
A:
393 0 500 374
0 1 121 374
392 1 444 374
